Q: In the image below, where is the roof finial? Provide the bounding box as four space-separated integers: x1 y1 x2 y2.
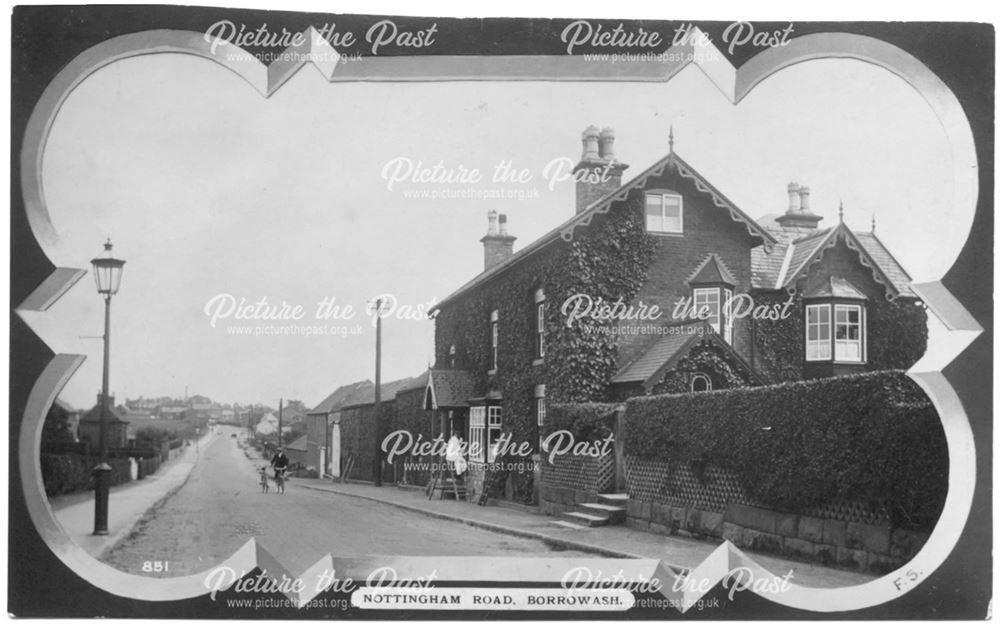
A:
838 200 844 224
871 213 876 233
668 125 674 153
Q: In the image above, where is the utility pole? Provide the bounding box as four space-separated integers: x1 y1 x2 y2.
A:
278 397 283 448
372 296 384 487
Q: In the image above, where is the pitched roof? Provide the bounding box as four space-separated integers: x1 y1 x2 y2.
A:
686 253 738 286
425 369 476 409
285 434 308 452
79 402 129 425
612 321 761 389
750 222 916 299
308 380 374 415
432 150 776 312
853 232 917 298
801 276 868 300
339 375 425 410
783 228 836 286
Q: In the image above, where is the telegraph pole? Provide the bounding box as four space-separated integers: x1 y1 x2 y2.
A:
278 397 283 448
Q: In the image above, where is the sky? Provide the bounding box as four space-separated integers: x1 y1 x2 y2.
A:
31 52 966 410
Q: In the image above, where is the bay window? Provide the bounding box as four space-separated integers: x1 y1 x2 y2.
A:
692 286 733 344
806 302 866 363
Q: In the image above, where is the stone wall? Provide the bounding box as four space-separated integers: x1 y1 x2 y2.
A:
625 499 929 573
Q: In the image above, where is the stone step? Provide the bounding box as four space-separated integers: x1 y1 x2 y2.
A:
597 493 628 507
549 520 588 530
578 503 626 523
562 511 610 527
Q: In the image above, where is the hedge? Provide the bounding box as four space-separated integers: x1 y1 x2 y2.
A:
624 370 947 529
544 402 622 443
40 455 132 496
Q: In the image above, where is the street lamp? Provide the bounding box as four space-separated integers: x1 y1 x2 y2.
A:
90 238 125 535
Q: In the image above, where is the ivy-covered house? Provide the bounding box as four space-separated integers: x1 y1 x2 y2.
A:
427 126 927 502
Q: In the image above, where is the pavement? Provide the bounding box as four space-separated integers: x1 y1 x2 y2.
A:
288 476 873 590
56 433 872 590
48 431 215 559
100 433 596 578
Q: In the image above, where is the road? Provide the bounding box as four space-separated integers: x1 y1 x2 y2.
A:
102 433 593 578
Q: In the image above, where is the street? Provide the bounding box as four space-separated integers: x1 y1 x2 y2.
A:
101 432 594 578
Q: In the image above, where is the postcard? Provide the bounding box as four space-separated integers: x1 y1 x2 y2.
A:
8 4 993 620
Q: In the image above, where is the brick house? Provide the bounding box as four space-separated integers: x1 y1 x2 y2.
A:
77 394 130 449
428 126 926 502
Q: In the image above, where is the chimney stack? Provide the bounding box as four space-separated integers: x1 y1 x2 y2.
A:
481 210 516 270
776 182 824 230
573 125 629 214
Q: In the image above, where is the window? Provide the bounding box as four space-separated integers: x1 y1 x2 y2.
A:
691 373 712 392
489 310 499 372
448 344 457 368
534 289 546 359
806 303 866 363
693 287 732 343
805 304 832 361
645 192 683 234
469 405 503 464
487 406 503 464
469 407 485 463
835 305 864 362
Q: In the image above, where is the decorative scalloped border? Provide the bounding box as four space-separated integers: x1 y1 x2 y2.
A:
14 25 982 614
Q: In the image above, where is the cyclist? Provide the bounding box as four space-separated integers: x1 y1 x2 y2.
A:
270 447 289 494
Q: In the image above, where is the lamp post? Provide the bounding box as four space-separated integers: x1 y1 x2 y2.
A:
90 238 125 535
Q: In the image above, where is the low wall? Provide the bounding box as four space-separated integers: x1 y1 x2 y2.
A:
625 499 928 574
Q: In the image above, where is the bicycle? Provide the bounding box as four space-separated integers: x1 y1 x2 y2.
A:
274 467 287 494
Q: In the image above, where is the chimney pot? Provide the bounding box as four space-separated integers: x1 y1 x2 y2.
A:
581 125 600 161
486 209 499 236
498 213 509 236
598 127 616 162
798 185 811 212
787 182 801 213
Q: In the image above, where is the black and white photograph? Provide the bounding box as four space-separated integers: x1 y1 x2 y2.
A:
8 3 993 620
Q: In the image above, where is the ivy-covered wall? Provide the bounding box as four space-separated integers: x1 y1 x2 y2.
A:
433 197 656 501
750 233 928 383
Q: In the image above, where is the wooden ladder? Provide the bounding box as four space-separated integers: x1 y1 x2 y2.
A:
478 466 507 506
340 453 355 483
426 467 468 500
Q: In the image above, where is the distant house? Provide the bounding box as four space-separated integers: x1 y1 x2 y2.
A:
77 394 129 450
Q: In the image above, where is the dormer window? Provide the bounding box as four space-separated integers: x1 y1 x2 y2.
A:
687 254 736 344
645 191 683 234
803 277 867 365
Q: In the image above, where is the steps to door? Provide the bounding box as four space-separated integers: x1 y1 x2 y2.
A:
551 493 628 529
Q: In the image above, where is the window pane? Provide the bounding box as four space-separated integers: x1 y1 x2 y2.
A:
645 195 663 232
805 305 831 360
693 288 720 333
662 195 682 232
